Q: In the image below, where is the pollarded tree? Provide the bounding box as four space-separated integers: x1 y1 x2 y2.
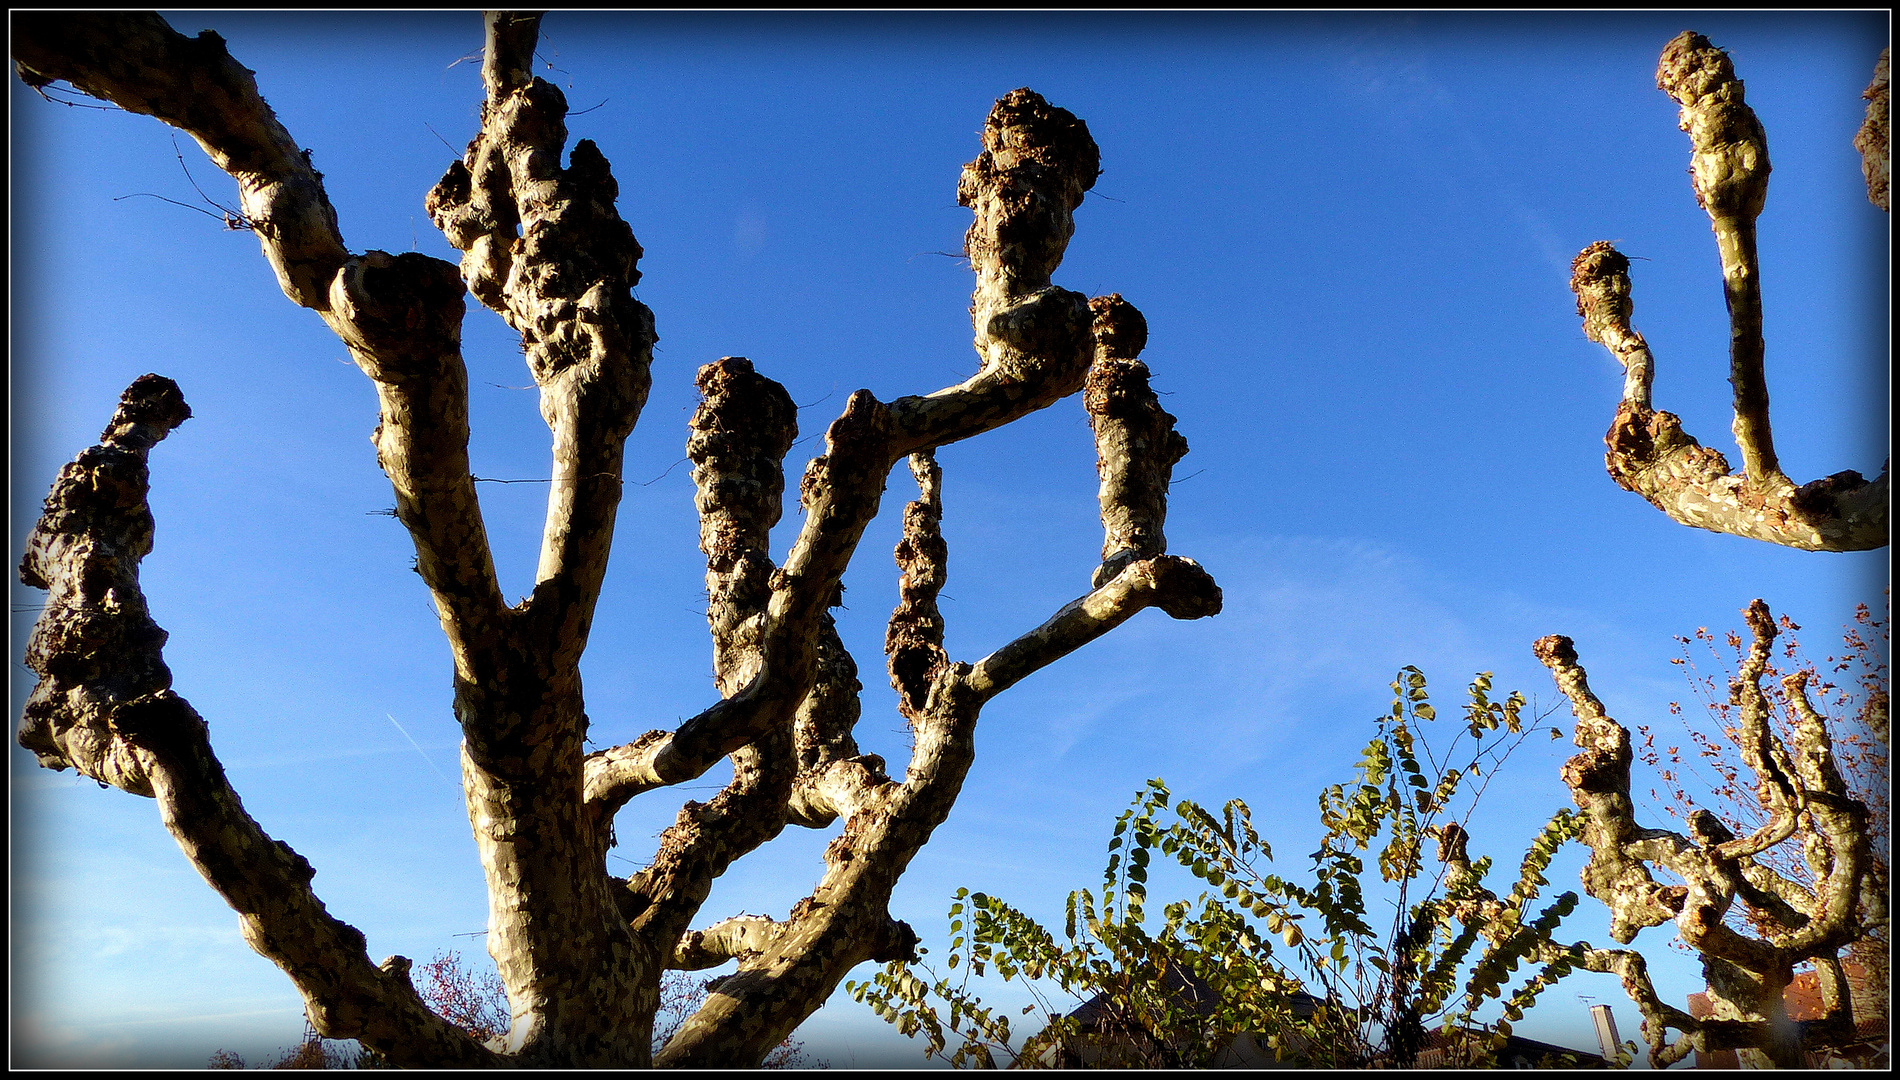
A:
1534 601 1883 1068
11 11 1219 1068
1643 596 1889 1036
1568 33 1888 552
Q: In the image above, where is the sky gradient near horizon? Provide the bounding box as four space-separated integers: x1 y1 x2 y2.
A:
10 10 1889 1068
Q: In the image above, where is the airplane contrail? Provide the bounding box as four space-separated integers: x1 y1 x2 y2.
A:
386 713 457 790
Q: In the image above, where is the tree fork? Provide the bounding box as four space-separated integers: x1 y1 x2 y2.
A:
15 15 1222 1068
1567 33 1888 552
1535 606 1877 1067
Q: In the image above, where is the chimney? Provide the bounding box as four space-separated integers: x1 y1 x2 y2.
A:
1591 1004 1622 1061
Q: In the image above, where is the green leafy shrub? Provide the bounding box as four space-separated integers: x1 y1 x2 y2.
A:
850 668 1591 1067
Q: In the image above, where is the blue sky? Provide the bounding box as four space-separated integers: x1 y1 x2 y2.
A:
9 10 1888 1068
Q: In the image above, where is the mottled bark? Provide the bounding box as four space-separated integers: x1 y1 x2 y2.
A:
1085 295 1188 586
686 357 799 698
1534 605 1879 1068
887 88 1099 456
16 17 1220 1069
1568 33 1888 552
887 452 950 721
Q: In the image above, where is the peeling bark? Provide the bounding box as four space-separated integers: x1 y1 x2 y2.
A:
15 16 1220 1068
1568 33 1888 552
1535 605 1878 1067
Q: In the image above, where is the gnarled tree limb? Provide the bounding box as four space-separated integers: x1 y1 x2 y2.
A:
887 451 950 722
426 9 657 665
1535 603 1878 1067
1568 33 1888 552
12 12 348 309
1434 823 1704 1068
17 377 500 1068
1085 294 1189 586
16 19 1222 1067
655 287 1221 1065
1856 48 1890 211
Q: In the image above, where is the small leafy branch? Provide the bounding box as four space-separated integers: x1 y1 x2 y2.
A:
850 668 1596 1067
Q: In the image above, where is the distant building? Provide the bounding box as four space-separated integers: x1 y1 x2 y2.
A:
1395 1025 1612 1069
1028 964 1606 1068
1030 964 1309 1068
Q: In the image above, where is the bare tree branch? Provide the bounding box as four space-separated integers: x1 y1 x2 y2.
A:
887 451 950 722
481 10 542 99
669 916 788 971
594 359 810 951
689 357 799 698
1085 294 1189 586
791 614 868 779
888 89 1101 455
1570 244 1887 551
658 329 1220 1071
16 22 1222 1067
1536 605 1878 1067
16 377 500 1068
1434 823 1706 1068
11 13 516 675
1855 48 1890 211
967 557 1220 700
12 12 348 309
1568 33 1888 553
1656 32 1778 486
332 251 512 676
426 11 657 664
